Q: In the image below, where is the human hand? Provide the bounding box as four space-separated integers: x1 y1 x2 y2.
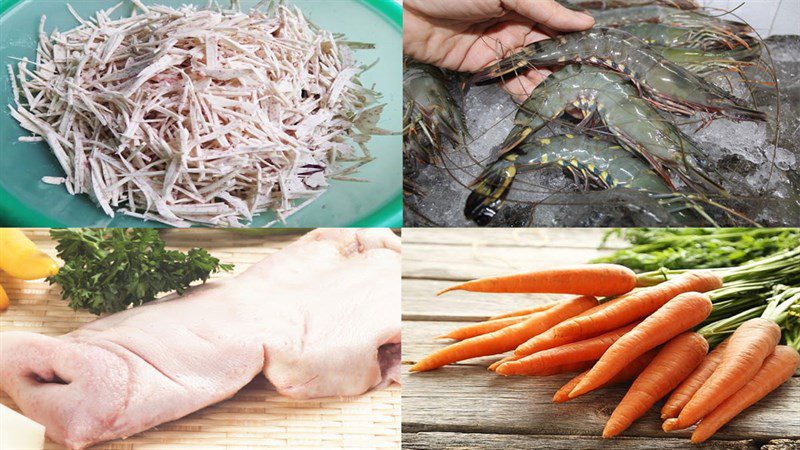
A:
403 0 594 99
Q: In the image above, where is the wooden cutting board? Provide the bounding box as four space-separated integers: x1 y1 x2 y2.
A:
0 229 401 450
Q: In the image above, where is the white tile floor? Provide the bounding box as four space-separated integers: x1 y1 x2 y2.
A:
700 0 800 36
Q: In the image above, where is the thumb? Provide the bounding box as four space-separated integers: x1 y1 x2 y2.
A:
501 0 595 31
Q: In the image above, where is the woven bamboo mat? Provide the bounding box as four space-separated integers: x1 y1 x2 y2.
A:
0 229 401 450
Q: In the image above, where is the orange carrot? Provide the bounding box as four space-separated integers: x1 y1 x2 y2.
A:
440 315 532 341
409 295 598 372
603 332 709 438
0 284 9 311
437 264 637 296
663 318 781 431
553 349 658 403
569 291 713 399
497 322 640 376
515 299 621 357
691 346 800 443
520 271 722 357
489 303 555 320
488 355 518 371
525 360 595 377
661 339 730 419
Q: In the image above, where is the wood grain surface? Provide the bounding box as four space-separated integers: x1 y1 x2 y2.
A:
0 229 400 450
401 228 800 450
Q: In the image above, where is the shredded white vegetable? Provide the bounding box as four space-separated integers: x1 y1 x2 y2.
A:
8 1 386 227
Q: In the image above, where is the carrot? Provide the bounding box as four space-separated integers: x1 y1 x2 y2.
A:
663 318 781 431
488 355 518 371
515 299 621 357
497 322 640 376
661 339 730 419
553 349 658 403
437 264 637 296
520 271 722 357
569 291 713 399
489 303 555 321
524 360 595 377
603 332 709 438
439 315 531 341
0 284 9 311
691 346 800 443
409 295 598 372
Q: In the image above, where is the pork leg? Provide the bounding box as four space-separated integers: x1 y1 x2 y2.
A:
0 229 401 449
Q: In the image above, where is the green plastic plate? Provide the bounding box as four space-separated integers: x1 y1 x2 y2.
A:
0 0 402 227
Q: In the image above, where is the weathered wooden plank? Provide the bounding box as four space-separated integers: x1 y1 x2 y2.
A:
401 365 800 442
403 278 565 321
403 244 614 281
401 432 760 450
402 228 626 249
762 440 800 450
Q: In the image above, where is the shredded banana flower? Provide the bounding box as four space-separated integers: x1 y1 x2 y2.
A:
8 1 385 227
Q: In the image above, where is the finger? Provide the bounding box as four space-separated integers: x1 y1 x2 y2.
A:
536 23 562 38
480 28 549 98
522 28 548 47
501 68 551 102
405 0 505 21
502 0 595 31
458 20 544 72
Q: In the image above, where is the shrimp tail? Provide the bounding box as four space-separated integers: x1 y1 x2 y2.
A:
465 157 519 226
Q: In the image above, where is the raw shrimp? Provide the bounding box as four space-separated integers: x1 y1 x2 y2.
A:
494 65 723 194
591 5 751 34
655 44 761 75
619 23 756 50
465 134 713 226
403 59 468 166
618 23 762 74
560 0 699 10
473 28 765 122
